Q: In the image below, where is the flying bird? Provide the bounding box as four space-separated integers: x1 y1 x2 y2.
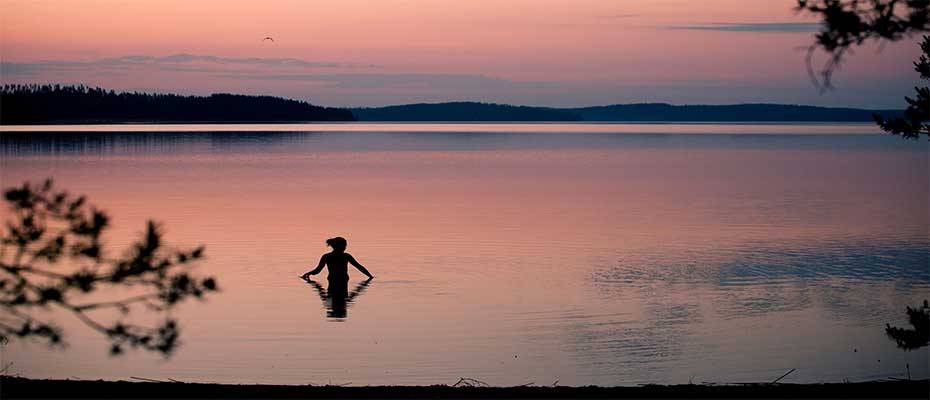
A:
262 37 274 42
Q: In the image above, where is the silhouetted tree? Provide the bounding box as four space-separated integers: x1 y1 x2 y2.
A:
0 84 355 124
796 2 929 349
797 1 929 139
873 35 929 139
797 0 929 91
885 300 930 350
0 179 217 356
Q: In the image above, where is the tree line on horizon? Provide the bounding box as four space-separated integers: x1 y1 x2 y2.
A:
352 102 901 122
0 84 355 124
1 84 903 124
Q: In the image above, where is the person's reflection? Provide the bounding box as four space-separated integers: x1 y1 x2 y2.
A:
304 278 373 319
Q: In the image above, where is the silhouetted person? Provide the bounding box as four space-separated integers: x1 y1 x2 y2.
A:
301 237 374 318
302 237 373 281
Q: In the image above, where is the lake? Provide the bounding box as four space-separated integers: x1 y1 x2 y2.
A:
1 123 927 386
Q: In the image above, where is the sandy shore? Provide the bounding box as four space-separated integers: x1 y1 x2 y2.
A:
1 376 927 399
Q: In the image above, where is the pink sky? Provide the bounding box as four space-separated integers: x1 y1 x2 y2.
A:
0 0 923 107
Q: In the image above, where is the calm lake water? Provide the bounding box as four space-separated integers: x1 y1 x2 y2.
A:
1 123 927 386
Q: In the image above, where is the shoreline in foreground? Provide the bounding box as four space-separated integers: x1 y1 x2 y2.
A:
2 376 927 399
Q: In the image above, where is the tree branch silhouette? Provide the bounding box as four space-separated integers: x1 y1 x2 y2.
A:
796 0 929 91
885 300 929 350
0 179 218 355
873 35 930 139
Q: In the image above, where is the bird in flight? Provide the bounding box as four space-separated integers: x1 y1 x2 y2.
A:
262 37 274 42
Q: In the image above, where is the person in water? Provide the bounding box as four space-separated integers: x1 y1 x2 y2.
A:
301 237 374 282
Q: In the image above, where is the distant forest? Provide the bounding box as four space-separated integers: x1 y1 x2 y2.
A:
0 84 902 124
355 102 900 122
352 102 582 121
0 85 355 124
569 103 898 122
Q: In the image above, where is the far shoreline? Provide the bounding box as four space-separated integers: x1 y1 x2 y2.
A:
1 85 900 126
0 121 885 136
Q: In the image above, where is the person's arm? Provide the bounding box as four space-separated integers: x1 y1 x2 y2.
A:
347 254 373 279
304 255 326 276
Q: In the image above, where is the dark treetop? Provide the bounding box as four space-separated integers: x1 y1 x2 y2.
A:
0 84 355 124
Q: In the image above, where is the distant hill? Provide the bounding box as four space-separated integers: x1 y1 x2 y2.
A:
0 85 900 124
0 84 355 124
355 102 899 122
569 103 896 122
352 102 581 121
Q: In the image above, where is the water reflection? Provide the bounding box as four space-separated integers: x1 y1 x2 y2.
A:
2 129 926 157
592 238 929 320
1 124 927 385
0 131 307 156
304 278 373 320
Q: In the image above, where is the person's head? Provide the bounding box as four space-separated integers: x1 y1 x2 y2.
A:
326 237 348 252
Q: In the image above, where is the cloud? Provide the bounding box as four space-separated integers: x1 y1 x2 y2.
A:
0 54 529 106
98 53 370 69
0 53 377 76
0 51 912 108
667 22 820 33
213 72 511 90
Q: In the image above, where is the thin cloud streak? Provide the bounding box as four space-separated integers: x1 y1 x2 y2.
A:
213 73 512 89
0 53 379 75
0 48 917 109
104 54 372 68
667 22 820 33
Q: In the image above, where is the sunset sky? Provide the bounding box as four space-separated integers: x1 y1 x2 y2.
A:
0 0 923 108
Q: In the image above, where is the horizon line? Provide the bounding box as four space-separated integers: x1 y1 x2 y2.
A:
0 83 901 111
